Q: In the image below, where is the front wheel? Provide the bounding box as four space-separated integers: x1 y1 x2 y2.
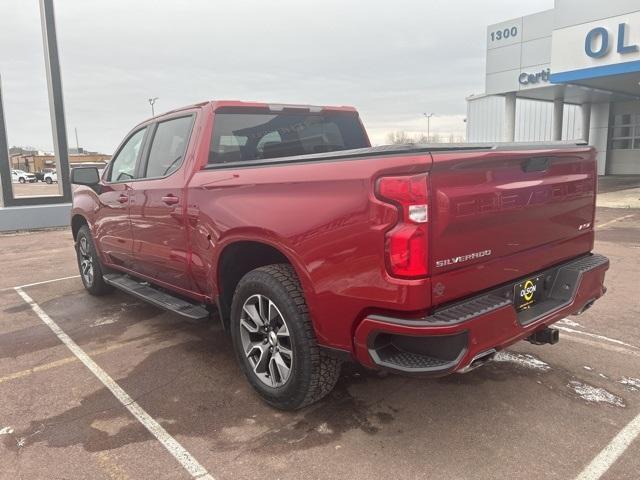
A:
75 225 113 296
45 177 52 184
230 264 341 410
18 177 25 184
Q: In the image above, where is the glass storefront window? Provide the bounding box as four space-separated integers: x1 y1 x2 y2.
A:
610 114 640 150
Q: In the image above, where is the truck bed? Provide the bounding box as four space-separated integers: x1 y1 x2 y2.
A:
203 141 588 169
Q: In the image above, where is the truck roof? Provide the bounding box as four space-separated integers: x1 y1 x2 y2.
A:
142 100 358 125
209 100 358 113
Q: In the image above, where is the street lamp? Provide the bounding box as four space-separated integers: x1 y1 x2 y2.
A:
423 113 434 141
148 97 159 117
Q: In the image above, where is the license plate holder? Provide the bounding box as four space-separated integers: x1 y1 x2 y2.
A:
514 276 541 312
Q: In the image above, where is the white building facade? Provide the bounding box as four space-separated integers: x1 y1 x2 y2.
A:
467 0 640 175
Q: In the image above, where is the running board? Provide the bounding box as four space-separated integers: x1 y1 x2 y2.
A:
103 274 209 320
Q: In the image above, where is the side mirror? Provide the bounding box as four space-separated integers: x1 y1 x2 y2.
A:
71 167 100 186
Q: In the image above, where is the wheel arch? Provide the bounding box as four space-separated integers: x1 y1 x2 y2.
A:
216 239 312 331
71 214 89 240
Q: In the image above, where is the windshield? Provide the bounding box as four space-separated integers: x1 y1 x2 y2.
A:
209 109 369 164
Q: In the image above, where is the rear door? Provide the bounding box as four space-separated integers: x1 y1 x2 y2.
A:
128 114 196 291
94 127 148 268
429 147 597 304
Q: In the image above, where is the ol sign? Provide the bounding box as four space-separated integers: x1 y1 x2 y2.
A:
585 23 639 58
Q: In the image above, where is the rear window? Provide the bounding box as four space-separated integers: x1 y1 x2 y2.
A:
208 110 368 164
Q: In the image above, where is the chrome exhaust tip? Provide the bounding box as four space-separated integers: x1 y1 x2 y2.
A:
458 348 497 374
574 298 596 316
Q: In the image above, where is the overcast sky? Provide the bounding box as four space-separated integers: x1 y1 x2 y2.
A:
1 0 553 154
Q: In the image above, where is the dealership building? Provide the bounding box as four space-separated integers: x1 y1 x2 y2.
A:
466 0 640 175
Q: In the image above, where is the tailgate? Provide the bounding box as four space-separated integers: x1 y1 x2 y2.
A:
429 147 596 305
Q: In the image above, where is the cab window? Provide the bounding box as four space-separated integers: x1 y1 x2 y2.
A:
208 110 368 164
108 128 147 182
143 116 194 178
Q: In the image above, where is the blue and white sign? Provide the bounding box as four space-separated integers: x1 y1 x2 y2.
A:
551 11 640 83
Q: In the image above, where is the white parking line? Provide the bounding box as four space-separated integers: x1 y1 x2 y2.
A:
575 412 640 480
1 275 81 292
562 334 640 359
596 214 635 230
15 275 81 289
556 325 640 351
14 287 214 480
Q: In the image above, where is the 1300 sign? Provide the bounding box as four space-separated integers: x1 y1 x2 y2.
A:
490 26 518 42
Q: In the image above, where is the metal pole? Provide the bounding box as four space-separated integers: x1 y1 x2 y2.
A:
75 127 79 151
39 0 71 201
423 113 434 142
148 97 158 117
0 75 11 207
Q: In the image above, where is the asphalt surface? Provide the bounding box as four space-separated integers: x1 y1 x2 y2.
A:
9 182 61 198
0 206 639 479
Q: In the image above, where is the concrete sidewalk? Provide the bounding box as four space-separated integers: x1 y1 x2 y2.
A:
598 176 640 209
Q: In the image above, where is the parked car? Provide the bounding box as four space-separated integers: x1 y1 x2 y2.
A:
34 168 56 182
70 100 609 410
43 170 58 184
11 169 36 183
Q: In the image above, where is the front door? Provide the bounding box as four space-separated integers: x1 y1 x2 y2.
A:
94 127 148 268
128 114 196 291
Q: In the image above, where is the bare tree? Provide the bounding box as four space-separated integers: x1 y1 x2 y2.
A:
386 131 415 145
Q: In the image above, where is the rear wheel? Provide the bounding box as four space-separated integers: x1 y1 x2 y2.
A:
230 264 341 410
45 177 52 184
75 225 113 296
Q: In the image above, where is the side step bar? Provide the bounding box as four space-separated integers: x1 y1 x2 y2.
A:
103 274 209 320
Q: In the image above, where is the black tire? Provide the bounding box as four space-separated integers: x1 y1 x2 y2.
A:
75 225 114 296
45 177 52 184
19 177 25 184
230 264 341 410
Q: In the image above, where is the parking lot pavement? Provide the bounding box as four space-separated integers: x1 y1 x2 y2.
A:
9 182 62 198
1 208 639 480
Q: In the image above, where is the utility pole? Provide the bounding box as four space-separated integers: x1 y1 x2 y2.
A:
148 97 158 117
74 127 79 152
423 113 434 142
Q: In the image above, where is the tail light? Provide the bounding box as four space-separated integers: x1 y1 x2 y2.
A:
376 173 429 278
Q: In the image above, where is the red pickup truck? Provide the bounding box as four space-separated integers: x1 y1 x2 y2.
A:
70 100 609 410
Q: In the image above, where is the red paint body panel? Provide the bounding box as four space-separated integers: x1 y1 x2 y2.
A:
354 258 608 370
187 152 432 350
71 100 608 372
92 182 134 267
428 148 596 305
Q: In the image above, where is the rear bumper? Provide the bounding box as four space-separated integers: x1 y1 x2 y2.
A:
353 253 609 375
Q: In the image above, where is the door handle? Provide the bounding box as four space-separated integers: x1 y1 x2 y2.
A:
162 195 180 205
117 194 128 204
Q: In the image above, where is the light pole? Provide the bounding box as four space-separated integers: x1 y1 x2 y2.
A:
148 97 158 117
423 113 434 142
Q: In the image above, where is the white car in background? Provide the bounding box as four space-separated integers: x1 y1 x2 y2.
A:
44 170 58 184
11 169 37 183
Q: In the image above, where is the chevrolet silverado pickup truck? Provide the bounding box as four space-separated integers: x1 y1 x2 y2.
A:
70 100 609 410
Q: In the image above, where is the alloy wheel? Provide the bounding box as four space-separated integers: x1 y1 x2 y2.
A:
239 294 293 388
78 236 94 286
